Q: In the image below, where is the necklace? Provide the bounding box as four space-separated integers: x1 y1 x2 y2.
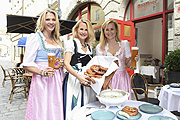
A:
42 32 52 39
37 32 56 52
80 42 86 48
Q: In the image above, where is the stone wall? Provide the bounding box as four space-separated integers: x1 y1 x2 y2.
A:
61 0 128 21
174 0 180 50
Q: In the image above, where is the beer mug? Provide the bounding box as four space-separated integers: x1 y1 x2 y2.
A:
130 47 139 69
48 53 55 69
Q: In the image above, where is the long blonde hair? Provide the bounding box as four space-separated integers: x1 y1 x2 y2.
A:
36 8 63 48
72 19 95 44
99 19 121 50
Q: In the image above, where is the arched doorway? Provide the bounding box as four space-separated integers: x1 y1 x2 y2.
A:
67 2 105 48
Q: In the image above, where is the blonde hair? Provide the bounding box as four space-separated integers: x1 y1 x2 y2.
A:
72 19 95 44
36 8 63 49
99 19 121 50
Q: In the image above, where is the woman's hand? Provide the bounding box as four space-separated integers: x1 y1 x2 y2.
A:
78 74 95 87
43 67 55 77
60 59 64 67
135 54 139 61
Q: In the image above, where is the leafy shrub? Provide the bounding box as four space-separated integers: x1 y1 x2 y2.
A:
164 49 180 72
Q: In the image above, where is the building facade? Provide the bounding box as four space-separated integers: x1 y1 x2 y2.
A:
60 0 179 65
6 0 180 68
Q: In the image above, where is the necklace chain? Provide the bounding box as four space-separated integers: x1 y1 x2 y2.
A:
80 42 86 48
42 32 52 39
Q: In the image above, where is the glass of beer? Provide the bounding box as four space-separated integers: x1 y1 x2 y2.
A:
130 47 139 69
48 53 55 69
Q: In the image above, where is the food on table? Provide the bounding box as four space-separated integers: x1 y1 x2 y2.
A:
118 111 130 119
122 106 138 116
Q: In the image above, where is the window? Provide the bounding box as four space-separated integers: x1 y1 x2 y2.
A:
167 0 174 10
95 9 100 21
133 0 163 18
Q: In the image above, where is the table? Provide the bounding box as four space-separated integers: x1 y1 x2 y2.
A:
140 66 160 83
70 100 177 120
23 73 33 99
158 85 180 112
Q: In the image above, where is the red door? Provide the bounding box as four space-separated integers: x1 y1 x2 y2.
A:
113 18 135 77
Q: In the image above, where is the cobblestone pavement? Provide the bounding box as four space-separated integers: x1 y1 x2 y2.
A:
0 57 27 120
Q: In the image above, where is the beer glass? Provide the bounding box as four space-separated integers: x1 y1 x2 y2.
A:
48 53 55 69
130 47 139 69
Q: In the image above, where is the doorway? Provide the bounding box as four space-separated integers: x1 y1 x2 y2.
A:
135 18 162 83
136 18 162 67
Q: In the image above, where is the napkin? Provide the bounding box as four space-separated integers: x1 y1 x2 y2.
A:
80 56 119 94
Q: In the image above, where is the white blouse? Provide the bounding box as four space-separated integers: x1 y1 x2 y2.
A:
64 38 92 55
96 40 131 58
22 31 61 68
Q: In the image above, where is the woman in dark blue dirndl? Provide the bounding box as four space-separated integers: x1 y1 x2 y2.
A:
63 19 97 120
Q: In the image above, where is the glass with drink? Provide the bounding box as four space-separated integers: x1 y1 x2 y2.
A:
48 53 55 69
130 47 139 69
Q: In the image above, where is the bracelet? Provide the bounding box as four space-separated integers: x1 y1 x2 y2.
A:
40 70 43 76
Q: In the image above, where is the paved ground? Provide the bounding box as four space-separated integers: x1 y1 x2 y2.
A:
0 56 27 120
0 56 179 120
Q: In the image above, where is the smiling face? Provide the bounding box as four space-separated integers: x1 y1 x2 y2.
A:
77 22 88 42
104 22 117 41
44 12 56 34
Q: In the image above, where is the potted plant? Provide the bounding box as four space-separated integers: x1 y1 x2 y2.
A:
164 49 180 84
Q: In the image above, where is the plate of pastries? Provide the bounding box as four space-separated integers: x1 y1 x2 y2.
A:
116 106 142 120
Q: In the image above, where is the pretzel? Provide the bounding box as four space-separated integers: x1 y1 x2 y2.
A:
95 70 105 75
122 106 138 116
86 69 96 75
54 57 62 69
90 65 100 71
85 77 96 84
99 66 108 72
91 74 103 79
84 72 102 79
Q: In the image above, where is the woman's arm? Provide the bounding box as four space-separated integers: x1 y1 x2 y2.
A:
64 52 90 86
125 57 131 68
23 66 54 76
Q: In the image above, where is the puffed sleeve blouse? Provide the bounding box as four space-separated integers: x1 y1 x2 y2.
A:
22 31 61 68
64 38 92 55
96 40 131 58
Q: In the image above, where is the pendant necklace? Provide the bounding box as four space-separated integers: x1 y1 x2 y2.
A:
80 42 86 48
42 32 52 39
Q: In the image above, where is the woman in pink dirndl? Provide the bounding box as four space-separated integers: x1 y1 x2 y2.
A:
22 9 65 120
96 19 138 100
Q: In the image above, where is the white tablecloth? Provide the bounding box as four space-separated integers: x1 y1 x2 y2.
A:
140 66 158 79
70 100 177 120
158 85 180 112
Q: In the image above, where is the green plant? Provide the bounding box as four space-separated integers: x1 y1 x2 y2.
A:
164 49 180 84
164 49 180 72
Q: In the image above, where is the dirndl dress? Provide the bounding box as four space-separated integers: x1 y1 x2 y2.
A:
23 31 65 120
63 40 97 120
96 40 131 100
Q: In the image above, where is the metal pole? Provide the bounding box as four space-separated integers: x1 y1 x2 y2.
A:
58 0 60 11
